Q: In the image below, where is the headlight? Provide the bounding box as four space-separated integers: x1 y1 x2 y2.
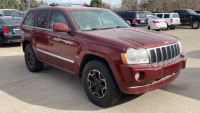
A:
177 40 182 53
121 48 149 64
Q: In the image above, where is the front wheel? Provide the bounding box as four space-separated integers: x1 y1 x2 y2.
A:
191 21 200 29
24 44 44 72
82 59 122 107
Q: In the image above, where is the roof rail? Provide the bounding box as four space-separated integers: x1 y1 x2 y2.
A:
32 3 93 8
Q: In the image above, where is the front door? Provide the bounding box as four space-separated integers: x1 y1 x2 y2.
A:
46 11 75 72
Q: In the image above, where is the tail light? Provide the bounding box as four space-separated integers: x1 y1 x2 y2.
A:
132 19 138 23
171 18 173 23
165 21 166 23
152 21 160 23
3 26 7 34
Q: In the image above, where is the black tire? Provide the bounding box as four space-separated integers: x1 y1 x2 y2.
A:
82 59 122 107
0 41 3 47
170 27 175 30
24 44 43 72
156 29 160 31
191 20 200 29
148 26 150 30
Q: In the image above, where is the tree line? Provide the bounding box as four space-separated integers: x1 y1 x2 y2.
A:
0 0 48 12
113 0 200 12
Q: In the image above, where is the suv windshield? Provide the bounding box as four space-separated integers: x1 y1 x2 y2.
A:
69 10 130 31
187 9 197 15
3 10 18 16
2 19 22 25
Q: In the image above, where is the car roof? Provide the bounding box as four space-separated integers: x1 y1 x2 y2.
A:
28 6 109 11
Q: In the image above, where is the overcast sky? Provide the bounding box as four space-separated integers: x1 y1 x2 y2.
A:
44 0 122 7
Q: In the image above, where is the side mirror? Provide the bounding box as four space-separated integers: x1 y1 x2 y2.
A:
53 23 69 32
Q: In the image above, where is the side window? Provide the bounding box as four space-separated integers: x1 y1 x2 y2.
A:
23 11 35 25
157 14 163 18
34 10 49 28
179 10 186 15
49 11 69 29
164 14 170 18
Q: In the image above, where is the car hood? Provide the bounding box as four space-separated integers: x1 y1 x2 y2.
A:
82 27 179 50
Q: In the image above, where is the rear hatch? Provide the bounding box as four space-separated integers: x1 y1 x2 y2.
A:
172 13 180 24
136 12 148 26
1 18 22 35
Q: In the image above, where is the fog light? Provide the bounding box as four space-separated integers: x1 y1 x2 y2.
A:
135 72 140 80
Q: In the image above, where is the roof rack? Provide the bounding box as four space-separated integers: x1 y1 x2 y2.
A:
32 3 93 8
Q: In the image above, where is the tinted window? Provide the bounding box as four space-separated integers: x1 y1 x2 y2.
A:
34 10 49 28
179 10 186 15
157 14 163 18
2 19 22 25
49 11 69 29
164 14 169 18
118 12 133 18
23 11 35 25
187 9 197 15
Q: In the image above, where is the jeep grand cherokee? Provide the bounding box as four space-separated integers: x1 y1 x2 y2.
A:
20 5 187 107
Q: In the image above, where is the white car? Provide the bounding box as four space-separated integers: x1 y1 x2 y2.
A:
147 15 167 31
0 9 19 17
152 12 181 30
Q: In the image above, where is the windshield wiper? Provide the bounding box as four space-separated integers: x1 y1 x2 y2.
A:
116 26 127 28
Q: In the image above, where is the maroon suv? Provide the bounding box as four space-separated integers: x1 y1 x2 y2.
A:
20 6 187 107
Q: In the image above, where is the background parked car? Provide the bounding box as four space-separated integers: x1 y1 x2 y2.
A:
0 17 22 46
174 9 200 29
152 12 180 30
147 15 167 31
195 10 200 14
0 9 19 17
12 11 26 18
116 10 148 27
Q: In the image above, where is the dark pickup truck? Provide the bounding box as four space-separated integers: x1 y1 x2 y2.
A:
174 9 200 29
0 17 22 46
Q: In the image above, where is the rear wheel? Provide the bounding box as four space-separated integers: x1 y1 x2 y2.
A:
24 44 44 72
170 27 175 30
148 26 150 30
191 21 200 29
156 29 160 31
82 59 122 107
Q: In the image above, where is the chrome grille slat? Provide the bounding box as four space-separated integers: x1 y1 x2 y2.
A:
147 42 181 64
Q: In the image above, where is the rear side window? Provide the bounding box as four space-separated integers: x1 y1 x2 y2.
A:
23 11 35 25
179 10 186 15
118 12 133 18
157 14 163 18
49 11 69 29
164 14 170 18
173 14 180 18
34 10 49 28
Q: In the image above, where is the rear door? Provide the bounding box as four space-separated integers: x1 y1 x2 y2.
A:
177 10 189 24
172 13 180 24
32 10 49 62
46 10 75 71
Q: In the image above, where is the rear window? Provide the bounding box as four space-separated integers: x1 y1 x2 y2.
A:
2 19 22 25
20 13 26 18
118 12 133 18
164 14 170 18
173 14 179 18
157 14 163 18
136 12 147 18
3 10 18 16
148 16 160 19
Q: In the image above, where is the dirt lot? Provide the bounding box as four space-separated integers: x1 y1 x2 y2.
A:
0 26 200 113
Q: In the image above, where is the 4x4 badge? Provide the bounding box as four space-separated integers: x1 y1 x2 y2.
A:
164 41 169 44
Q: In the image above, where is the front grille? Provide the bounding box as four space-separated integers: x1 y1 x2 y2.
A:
147 42 181 64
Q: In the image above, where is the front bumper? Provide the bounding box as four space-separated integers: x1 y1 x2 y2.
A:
2 34 21 43
119 51 187 94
